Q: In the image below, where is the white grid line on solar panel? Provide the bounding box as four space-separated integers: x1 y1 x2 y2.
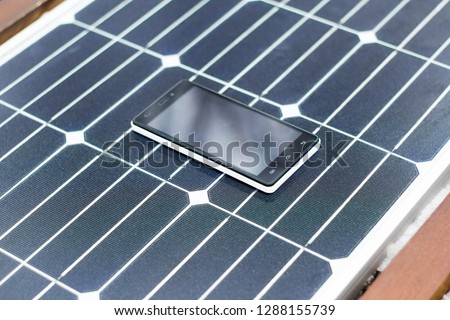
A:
0 142 164 285
143 217 231 300
0 0 172 125
312 0 450 130
0 124 46 162
0 248 79 296
262 0 429 101
198 37 450 297
262 0 450 71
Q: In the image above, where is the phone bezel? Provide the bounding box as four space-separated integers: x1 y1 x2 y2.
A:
132 80 320 187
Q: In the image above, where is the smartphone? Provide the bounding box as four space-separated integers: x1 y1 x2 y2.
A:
131 81 320 193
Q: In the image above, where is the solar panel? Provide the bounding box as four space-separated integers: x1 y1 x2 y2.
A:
0 0 449 300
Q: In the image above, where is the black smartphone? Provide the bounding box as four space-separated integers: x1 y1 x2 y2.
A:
132 80 320 193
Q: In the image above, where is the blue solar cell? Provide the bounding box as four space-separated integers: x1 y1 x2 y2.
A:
316 0 362 22
0 128 65 197
85 67 192 148
61 184 188 292
345 0 402 31
308 156 418 259
205 10 300 82
262 252 331 299
235 20 330 95
0 104 14 123
0 253 18 279
0 32 109 108
265 30 358 105
97 0 162 35
0 267 49 300
170 162 221 191
330 52 424 136
39 285 77 300
437 46 450 65
0 145 97 236
125 0 202 47
181 2 271 69
206 235 297 299
396 92 450 162
29 170 160 277
223 88 254 105
52 54 161 131
0 114 41 158
300 44 392 122
75 0 122 24
0 25 82 92
272 141 385 245
27 43 137 121
0 155 127 259
150 217 262 299
237 129 350 227
100 204 227 299
150 0 240 55
405 3 450 57
362 65 450 151
377 0 442 46
208 175 254 212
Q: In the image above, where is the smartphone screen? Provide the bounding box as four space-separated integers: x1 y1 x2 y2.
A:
132 81 319 191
